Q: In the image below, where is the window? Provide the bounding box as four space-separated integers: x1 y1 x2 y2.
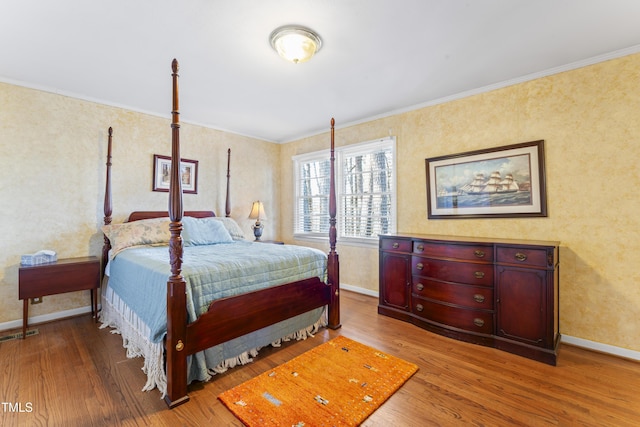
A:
294 152 332 235
293 137 396 245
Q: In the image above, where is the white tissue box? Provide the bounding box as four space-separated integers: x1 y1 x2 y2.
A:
21 251 57 266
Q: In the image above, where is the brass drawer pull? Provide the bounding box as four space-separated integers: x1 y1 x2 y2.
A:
474 271 485 279
416 283 424 291
515 252 527 262
392 242 399 249
416 304 424 312
473 318 485 327
416 263 424 270
416 244 424 252
473 294 485 303
474 250 485 258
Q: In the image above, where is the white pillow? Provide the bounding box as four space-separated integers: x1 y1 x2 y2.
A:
182 216 234 245
102 217 170 257
210 217 246 240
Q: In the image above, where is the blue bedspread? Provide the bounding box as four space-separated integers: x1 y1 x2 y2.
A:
107 241 327 343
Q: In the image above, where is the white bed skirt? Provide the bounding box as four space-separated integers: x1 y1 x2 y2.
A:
99 282 326 398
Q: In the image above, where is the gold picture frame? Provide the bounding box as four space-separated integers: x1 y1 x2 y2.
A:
425 140 547 219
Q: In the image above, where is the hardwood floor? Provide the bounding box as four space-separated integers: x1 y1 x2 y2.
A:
2 290 639 426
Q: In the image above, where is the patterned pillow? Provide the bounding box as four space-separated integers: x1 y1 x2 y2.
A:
102 217 171 257
182 217 233 245
211 217 246 240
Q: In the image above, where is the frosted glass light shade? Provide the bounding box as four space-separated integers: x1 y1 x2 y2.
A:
270 26 322 64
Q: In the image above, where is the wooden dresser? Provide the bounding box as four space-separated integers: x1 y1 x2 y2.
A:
378 234 560 365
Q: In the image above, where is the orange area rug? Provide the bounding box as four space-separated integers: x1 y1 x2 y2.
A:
218 335 418 426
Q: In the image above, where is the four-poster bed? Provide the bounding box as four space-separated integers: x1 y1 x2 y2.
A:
100 59 340 408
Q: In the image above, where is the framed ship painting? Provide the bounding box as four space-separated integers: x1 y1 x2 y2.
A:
425 140 547 219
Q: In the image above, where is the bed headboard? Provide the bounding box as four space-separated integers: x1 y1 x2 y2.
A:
102 125 232 274
127 211 215 222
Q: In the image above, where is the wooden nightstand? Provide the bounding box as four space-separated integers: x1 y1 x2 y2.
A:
19 256 100 339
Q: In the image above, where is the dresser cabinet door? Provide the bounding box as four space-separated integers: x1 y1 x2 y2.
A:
380 251 411 311
495 266 550 347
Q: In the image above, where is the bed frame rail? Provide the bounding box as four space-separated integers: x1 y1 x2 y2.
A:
185 277 330 354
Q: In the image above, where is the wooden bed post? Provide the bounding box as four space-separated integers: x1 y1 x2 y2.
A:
102 127 113 277
164 59 190 408
327 118 341 329
225 148 231 217
101 64 340 408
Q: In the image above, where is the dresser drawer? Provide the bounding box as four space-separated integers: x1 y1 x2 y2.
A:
412 278 493 310
412 298 494 334
412 257 493 287
380 237 412 252
413 241 493 262
496 246 552 268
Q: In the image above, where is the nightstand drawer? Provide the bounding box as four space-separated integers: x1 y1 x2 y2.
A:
19 256 101 338
19 257 100 299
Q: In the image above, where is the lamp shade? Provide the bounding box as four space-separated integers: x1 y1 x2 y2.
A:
248 201 267 221
269 26 322 64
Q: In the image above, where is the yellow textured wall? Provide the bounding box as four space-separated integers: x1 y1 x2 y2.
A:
281 53 640 352
1 53 638 354
0 83 280 325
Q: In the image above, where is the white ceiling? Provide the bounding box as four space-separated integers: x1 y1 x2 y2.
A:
2 1 640 143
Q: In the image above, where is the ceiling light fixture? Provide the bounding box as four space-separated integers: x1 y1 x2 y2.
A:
269 25 322 64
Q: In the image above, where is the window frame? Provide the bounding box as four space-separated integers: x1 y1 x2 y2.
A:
293 136 397 247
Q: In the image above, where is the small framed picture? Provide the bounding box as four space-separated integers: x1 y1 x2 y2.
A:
153 154 198 194
425 140 547 219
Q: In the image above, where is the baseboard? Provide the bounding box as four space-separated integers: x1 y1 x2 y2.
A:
561 335 640 362
341 284 639 363
0 305 95 333
340 283 379 298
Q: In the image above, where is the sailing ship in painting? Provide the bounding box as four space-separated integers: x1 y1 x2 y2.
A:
437 171 524 196
461 171 519 194
436 170 532 209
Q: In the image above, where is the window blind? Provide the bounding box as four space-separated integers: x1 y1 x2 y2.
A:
293 137 396 243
